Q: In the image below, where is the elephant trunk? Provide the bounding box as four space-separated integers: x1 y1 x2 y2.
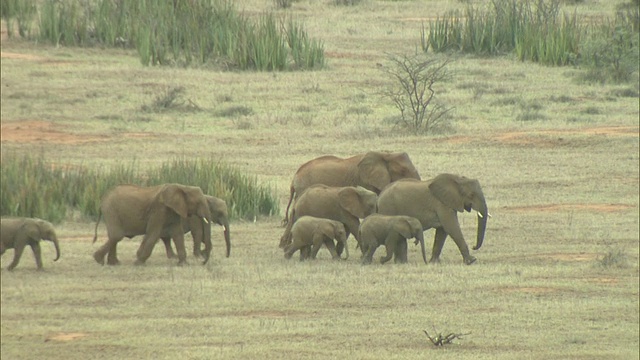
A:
473 202 489 251
50 236 61 262
416 232 427 264
222 219 231 258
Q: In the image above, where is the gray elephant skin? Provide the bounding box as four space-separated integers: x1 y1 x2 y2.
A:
284 216 349 261
1 217 61 271
279 185 377 255
377 173 489 265
283 151 420 224
92 183 213 266
359 214 427 265
161 195 231 260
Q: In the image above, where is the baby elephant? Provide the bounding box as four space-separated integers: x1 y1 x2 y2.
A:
359 214 426 265
1 217 61 271
284 216 348 261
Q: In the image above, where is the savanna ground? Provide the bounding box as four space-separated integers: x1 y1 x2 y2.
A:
1 1 639 359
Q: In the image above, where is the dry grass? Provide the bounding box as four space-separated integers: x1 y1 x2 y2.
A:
1 1 638 359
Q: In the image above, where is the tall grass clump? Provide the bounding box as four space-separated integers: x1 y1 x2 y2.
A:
20 0 324 70
423 0 582 66
0 153 279 223
0 0 37 38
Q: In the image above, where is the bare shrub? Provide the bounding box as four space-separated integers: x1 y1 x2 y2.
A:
380 54 453 134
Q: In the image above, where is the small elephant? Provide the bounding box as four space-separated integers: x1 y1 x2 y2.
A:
1 217 61 271
161 195 231 260
92 183 213 266
359 214 427 265
377 173 490 265
284 216 348 261
279 184 378 255
282 151 420 225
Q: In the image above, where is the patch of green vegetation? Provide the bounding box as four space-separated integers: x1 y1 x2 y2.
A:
216 105 254 118
597 246 630 268
3 0 324 71
0 153 279 223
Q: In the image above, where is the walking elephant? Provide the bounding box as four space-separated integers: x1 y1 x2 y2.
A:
279 184 377 255
1 217 61 271
161 195 231 260
283 151 420 224
359 214 427 265
92 183 212 266
284 216 348 261
377 174 490 265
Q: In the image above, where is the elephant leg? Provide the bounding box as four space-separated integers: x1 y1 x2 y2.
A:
310 234 325 259
162 237 177 259
172 231 188 265
300 246 311 261
380 233 397 264
30 242 44 270
362 244 376 264
135 232 163 265
394 239 408 264
106 238 122 265
441 218 476 265
323 238 341 260
430 228 448 263
6 240 26 271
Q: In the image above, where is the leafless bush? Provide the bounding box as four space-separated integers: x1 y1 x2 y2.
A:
380 54 453 134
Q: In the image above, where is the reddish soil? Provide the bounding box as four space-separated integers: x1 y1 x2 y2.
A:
505 204 635 213
45 332 89 342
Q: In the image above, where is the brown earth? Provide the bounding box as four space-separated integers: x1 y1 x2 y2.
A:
45 332 89 342
504 203 635 213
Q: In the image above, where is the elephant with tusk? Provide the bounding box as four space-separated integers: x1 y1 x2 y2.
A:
92 183 213 266
1 217 61 271
377 174 489 265
284 216 348 261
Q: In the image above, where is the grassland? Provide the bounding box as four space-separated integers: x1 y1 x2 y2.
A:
1 1 638 359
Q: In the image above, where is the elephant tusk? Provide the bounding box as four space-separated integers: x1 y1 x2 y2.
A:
488 213 493 218
223 225 227 231
477 212 483 218
202 217 209 224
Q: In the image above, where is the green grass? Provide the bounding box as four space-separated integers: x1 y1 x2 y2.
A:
0 0 638 359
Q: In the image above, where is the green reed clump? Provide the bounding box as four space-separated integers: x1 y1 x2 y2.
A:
423 0 582 66
0 0 37 38
20 0 324 70
0 153 279 223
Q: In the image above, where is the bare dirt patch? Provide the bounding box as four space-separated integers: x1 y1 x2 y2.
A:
504 204 635 213
1 120 106 144
494 286 563 294
534 252 600 262
45 332 89 342
437 125 639 147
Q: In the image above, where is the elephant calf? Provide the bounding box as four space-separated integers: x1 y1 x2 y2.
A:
284 216 348 261
1 217 61 271
359 214 426 265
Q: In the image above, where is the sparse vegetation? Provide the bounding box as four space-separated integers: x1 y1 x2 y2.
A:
598 246 630 268
380 54 453 134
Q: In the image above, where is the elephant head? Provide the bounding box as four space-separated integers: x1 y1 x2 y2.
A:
357 151 421 193
321 220 348 260
34 219 61 262
391 216 427 264
158 184 212 223
207 196 231 259
338 186 378 219
428 174 489 251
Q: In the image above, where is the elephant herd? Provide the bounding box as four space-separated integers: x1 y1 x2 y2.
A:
0 151 490 271
279 151 490 265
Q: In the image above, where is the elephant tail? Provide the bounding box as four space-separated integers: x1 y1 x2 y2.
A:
281 184 295 227
92 211 102 244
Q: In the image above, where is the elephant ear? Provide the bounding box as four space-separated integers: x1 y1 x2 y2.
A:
319 221 340 240
357 152 391 193
428 174 465 212
338 187 366 219
391 218 415 239
158 184 189 218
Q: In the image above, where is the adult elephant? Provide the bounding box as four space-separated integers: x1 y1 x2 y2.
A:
377 174 489 265
359 214 427 265
1 217 61 271
92 183 212 266
283 151 420 225
161 195 231 260
284 216 348 261
279 184 377 255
